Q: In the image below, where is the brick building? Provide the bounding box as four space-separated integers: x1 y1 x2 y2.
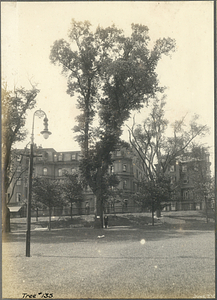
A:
8 146 144 215
166 148 211 210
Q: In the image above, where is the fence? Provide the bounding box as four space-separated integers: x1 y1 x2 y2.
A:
13 200 208 219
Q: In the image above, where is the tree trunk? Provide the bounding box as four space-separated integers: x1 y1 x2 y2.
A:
36 208 38 221
94 192 103 228
94 167 104 228
77 200 82 215
2 182 10 233
2 161 10 233
70 202 72 219
48 207 52 231
152 201 154 226
205 196 209 223
2 199 10 233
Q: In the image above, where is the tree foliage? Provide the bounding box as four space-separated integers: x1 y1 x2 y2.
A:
32 177 63 208
128 96 210 220
2 82 39 232
61 171 84 216
133 175 171 212
32 177 63 230
50 19 176 227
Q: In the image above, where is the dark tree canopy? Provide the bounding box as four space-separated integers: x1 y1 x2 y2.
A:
50 19 176 227
2 83 39 232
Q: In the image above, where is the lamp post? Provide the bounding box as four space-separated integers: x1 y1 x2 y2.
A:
26 109 51 257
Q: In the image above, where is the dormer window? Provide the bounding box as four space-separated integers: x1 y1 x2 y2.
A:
123 164 127 172
58 153 63 161
71 153 77 160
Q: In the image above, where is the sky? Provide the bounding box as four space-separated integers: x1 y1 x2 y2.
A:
1 1 214 169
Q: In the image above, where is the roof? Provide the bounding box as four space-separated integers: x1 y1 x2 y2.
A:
8 206 22 212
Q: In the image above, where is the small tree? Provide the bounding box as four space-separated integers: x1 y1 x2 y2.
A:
32 177 63 230
137 175 171 225
2 83 39 232
62 172 84 218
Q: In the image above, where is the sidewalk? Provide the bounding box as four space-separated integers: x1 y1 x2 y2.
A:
9 210 213 233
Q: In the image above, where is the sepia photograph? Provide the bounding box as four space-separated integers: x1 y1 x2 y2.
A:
1 1 215 299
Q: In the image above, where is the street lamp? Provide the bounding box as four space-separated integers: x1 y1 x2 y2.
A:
26 109 51 257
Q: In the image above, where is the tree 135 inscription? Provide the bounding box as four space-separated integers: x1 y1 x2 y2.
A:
22 293 53 298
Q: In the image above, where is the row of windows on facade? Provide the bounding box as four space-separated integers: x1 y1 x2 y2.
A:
16 174 134 192
16 153 81 163
110 164 142 179
41 163 131 177
169 162 209 173
16 149 142 163
169 164 188 173
16 166 143 186
170 176 189 185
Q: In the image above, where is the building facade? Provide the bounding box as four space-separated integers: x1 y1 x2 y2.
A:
8 146 144 214
166 148 211 210
8 146 211 214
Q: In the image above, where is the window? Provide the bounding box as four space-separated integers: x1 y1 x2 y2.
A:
116 150 121 157
54 154 57 162
17 155 21 162
16 178 21 186
58 153 63 161
71 153 77 160
58 169 62 176
170 165 175 172
182 165 187 172
123 164 127 172
16 193 21 202
170 176 176 184
123 180 127 189
183 179 188 184
183 190 189 200
43 167 48 176
17 166 21 172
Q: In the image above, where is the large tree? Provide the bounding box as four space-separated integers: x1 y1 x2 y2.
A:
128 96 209 224
50 19 175 227
2 83 39 232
